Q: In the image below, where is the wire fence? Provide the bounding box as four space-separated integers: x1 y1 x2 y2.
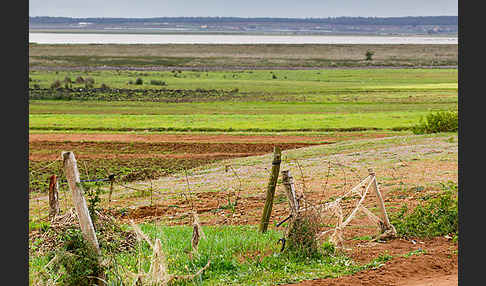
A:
29 153 405 239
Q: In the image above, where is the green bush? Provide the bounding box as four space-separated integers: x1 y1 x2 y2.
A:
135 77 143 85
365 50 375 61
412 110 458 134
391 181 458 238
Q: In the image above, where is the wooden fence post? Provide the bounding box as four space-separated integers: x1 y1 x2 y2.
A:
48 174 60 221
62 151 101 255
281 170 299 216
259 146 282 233
368 168 396 234
108 174 115 205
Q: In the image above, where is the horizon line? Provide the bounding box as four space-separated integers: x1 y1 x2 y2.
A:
29 15 458 19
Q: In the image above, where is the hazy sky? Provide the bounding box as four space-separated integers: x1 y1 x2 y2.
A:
29 0 458 18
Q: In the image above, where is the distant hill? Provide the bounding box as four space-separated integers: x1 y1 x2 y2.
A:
29 16 458 35
29 16 457 25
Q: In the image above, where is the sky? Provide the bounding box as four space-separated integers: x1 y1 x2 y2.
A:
29 0 458 18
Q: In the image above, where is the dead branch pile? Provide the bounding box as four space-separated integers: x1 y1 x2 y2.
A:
29 208 137 256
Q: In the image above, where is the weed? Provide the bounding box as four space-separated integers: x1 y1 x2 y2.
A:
351 235 373 241
320 241 336 256
29 220 51 232
82 182 103 224
402 248 426 258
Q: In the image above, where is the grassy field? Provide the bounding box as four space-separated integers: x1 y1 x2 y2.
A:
29 111 430 132
29 43 458 68
29 68 457 132
29 224 376 285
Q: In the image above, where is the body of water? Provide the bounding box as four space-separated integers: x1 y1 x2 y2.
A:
29 32 458 45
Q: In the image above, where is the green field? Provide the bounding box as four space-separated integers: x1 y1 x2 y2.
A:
29 68 457 132
30 111 431 132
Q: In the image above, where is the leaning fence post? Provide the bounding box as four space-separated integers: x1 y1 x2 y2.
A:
62 151 101 255
48 174 60 221
259 146 282 233
368 168 396 235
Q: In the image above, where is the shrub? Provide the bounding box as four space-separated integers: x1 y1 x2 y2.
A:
100 83 109 89
284 211 322 259
412 110 458 134
135 78 143 85
390 181 458 238
63 77 72 89
150 79 166 86
84 77 95 88
50 80 61 89
365 50 375 61
75 76 85 84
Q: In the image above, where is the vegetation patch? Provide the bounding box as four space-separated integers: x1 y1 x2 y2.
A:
412 109 458 134
30 224 370 285
390 181 458 238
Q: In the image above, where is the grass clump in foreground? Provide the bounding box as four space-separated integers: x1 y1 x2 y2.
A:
412 109 458 134
31 224 366 285
391 181 458 238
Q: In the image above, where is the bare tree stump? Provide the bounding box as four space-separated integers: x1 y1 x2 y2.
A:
259 146 282 233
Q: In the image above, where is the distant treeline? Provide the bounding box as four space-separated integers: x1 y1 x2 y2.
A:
29 16 457 26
